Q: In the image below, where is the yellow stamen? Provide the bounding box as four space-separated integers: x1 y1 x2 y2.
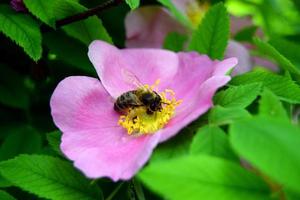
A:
118 80 182 135
186 1 210 28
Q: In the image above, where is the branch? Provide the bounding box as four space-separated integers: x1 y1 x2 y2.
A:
41 0 122 32
56 0 123 28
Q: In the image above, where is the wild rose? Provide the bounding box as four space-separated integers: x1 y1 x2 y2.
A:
50 41 237 181
10 0 27 12
125 1 275 75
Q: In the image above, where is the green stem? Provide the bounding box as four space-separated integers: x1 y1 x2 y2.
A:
105 182 124 200
132 178 146 200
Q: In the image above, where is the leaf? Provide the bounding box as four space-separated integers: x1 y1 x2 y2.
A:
208 106 251 126
230 117 300 193
285 189 300 200
190 125 237 160
163 32 188 52
0 175 12 188
0 64 30 109
53 0 112 45
139 155 271 200
188 3 229 59
125 0 140 10
259 88 289 121
234 25 258 42
214 83 262 108
0 126 42 161
44 31 95 73
23 0 56 27
0 5 42 61
151 129 192 163
0 190 16 200
231 69 300 104
157 0 192 28
46 130 62 155
0 155 103 200
269 37 300 67
253 38 300 76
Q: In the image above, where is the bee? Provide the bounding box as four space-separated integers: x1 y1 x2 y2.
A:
114 69 163 115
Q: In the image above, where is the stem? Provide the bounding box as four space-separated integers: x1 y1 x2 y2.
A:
56 0 123 28
132 178 146 200
41 0 122 32
105 182 125 200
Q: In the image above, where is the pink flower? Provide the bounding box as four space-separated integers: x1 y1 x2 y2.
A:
10 0 27 12
125 2 276 74
50 40 237 181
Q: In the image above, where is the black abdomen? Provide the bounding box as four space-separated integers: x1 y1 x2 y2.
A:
114 91 140 113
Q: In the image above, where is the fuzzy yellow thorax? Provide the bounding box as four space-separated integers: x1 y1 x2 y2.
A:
118 80 182 135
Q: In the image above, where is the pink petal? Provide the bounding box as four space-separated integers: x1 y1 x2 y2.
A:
225 41 252 75
51 76 161 181
88 40 179 98
61 128 160 181
156 53 236 142
159 76 231 142
125 6 186 48
50 76 119 132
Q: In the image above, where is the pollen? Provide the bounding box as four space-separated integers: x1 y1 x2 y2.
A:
118 81 182 135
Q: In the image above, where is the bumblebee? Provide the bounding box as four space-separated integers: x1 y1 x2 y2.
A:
114 88 162 115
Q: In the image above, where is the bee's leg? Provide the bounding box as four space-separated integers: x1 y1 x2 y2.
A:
146 109 154 115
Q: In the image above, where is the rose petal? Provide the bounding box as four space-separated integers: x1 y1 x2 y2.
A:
61 127 160 181
158 76 231 142
225 41 252 75
51 76 161 181
50 76 118 132
125 6 186 48
162 52 237 116
88 40 179 98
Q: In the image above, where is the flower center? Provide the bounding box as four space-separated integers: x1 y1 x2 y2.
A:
186 1 210 28
118 80 182 135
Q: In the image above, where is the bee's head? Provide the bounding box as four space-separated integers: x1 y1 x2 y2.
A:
141 92 162 112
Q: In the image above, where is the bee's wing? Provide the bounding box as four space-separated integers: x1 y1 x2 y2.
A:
121 68 144 88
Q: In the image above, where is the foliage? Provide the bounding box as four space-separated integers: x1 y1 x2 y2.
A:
1 0 300 199
188 3 229 59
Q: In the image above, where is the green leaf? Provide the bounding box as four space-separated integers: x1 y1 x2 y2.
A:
208 106 251 126
253 38 300 76
151 129 192 163
0 64 30 109
190 125 237 160
0 126 42 161
259 88 289 121
46 130 62 155
125 0 140 10
0 155 103 200
285 189 300 200
234 25 258 42
230 117 300 193
0 5 42 61
0 190 16 200
139 155 271 200
0 175 12 188
214 83 262 108
231 69 300 104
44 31 95 73
53 0 112 45
188 3 229 59
163 32 188 52
23 0 56 27
157 0 192 28
269 37 300 67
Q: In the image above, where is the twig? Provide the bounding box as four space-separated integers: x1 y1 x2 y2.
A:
41 0 122 32
56 0 123 28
